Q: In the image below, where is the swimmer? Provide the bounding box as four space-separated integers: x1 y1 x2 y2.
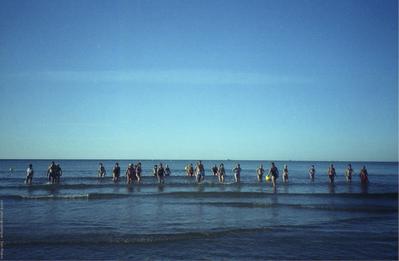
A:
152 164 158 177
327 164 336 184
195 162 201 183
359 165 369 184
25 164 34 185
345 163 354 183
157 163 165 184
125 163 135 184
309 165 316 181
112 162 120 183
165 164 171 177
282 164 289 183
135 162 142 183
153 164 158 177
268 162 279 187
218 163 225 183
55 163 62 184
98 162 106 177
185 164 190 176
195 161 205 183
212 165 218 176
256 164 264 182
188 163 194 177
47 161 57 184
232 163 241 183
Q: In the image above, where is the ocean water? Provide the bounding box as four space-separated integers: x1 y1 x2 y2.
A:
0 160 397 260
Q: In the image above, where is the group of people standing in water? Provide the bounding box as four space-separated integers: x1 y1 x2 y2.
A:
212 163 241 183
152 163 171 184
23 161 369 186
326 163 369 184
206 162 287 187
253 162 368 187
24 161 63 184
187 161 369 186
46 161 63 184
187 161 242 183
100 162 145 184
99 161 171 184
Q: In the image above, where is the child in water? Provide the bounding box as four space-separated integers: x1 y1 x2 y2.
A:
218 163 225 183
309 165 316 181
256 164 264 182
282 164 289 183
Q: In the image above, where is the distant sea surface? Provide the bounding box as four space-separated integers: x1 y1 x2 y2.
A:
1 160 397 260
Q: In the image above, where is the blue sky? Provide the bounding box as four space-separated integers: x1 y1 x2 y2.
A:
0 0 397 161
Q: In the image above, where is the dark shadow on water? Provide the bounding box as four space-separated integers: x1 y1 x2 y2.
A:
271 193 279 220
328 183 336 194
361 183 369 194
47 184 60 195
347 183 353 193
264 182 274 193
112 185 121 193
272 185 277 194
27 184 35 196
196 184 205 193
257 182 265 193
282 182 288 194
126 184 133 193
234 182 242 193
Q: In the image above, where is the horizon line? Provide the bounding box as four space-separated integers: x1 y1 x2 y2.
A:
1 158 397 163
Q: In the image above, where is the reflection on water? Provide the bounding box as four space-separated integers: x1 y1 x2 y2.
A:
361 183 369 194
47 184 59 195
196 184 205 193
347 183 353 193
233 182 242 193
112 185 121 193
126 184 133 193
282 182 289 194
256 183 265 193
158 184 165 193
328 183 336 194
270 194 279 220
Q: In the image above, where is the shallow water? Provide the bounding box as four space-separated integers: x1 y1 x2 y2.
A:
1 160 397 260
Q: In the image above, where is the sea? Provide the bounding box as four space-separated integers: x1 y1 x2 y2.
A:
0 160 397 260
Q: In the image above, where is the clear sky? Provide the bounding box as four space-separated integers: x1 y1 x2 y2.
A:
0 0 397 161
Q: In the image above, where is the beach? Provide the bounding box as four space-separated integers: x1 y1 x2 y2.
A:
1 0 397 259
